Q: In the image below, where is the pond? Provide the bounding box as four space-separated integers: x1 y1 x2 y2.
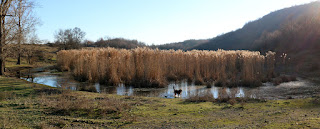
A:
21 70 320 100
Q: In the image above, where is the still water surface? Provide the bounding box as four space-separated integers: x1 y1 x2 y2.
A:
22 71 319 100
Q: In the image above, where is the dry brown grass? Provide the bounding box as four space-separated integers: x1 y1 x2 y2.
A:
39 91 132 119
185 92 215 103
272 75 297 85
57 48 276 87
0 91 16 101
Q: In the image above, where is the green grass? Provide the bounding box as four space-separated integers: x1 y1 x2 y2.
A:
5 58 30 68
5 44 58 69
0 77 52 97
0 76 320 128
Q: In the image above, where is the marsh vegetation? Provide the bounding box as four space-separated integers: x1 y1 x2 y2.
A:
57 48 277 88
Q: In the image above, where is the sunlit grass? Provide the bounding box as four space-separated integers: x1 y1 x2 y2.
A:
0 76 319 128
5 44 58 69
5 58 31 68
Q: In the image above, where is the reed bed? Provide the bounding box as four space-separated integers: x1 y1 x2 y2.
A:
57 48 275 88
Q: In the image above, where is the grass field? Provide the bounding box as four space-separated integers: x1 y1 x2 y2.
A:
6 44 57 66
4 44 58 77
1 76 320 128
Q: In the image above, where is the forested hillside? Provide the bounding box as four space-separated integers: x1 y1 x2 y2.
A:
193 2 320 51
189 2 320 78
155 39 208 50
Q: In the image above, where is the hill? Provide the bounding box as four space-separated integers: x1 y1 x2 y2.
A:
193 2 320 51
191 1 320 78
154 39 209 50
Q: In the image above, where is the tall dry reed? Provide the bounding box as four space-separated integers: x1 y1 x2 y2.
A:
57 48 275 87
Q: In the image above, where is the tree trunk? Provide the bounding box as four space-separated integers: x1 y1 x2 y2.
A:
16 0 22 65
0 0 13 75
0 54 4 75
27 56 31 64
0 34 5 75
0 9 4 75
17 53 21 65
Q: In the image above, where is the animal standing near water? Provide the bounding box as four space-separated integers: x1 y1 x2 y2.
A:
173 86 182 97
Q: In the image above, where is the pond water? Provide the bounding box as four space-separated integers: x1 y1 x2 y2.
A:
21 71 320 100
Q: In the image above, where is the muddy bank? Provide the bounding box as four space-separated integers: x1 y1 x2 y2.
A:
254 79 320 99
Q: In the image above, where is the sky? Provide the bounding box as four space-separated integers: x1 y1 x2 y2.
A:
34 0 316 45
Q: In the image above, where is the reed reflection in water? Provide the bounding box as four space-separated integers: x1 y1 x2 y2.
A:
22 71 318 100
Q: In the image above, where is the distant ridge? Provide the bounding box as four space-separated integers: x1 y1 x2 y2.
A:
192 1 320 51
154 39 208 50
160 1 320 77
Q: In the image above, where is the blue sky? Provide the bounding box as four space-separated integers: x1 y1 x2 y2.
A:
34 0 316 45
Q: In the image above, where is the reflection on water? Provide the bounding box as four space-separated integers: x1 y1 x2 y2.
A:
21 71 319 99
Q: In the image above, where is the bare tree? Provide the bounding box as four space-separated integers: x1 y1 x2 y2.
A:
0 0 38 75
0 0 14 75
54 27 86 50
12 0 38 65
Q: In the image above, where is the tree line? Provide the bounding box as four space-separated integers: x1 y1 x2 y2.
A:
53 27 146 50
0 0 143 76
